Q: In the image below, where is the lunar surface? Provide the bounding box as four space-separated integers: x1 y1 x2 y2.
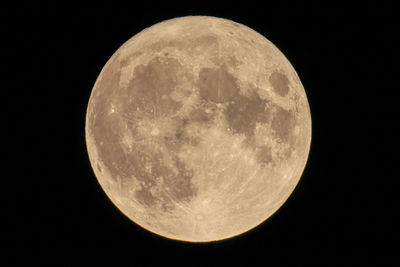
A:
85 16 311 242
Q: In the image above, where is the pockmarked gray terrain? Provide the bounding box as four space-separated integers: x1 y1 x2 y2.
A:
86 16 311 242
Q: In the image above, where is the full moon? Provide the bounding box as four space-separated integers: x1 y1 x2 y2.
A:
85 16 311 242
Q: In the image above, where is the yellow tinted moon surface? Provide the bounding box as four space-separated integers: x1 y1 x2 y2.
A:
85 16 311 242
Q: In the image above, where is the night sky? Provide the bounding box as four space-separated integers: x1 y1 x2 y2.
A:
5 2 397 266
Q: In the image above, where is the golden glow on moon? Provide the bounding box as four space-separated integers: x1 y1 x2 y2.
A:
85 16 311 242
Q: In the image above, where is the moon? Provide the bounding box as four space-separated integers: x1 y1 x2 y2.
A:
85 16 311 242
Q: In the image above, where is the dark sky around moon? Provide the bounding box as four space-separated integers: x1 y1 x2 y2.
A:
4 1 398 266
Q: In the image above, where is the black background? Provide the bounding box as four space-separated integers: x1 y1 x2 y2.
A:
5 1 398 266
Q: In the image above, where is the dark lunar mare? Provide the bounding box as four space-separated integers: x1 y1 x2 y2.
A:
194 64 296 166
90 56 199 212
90 47 298 215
